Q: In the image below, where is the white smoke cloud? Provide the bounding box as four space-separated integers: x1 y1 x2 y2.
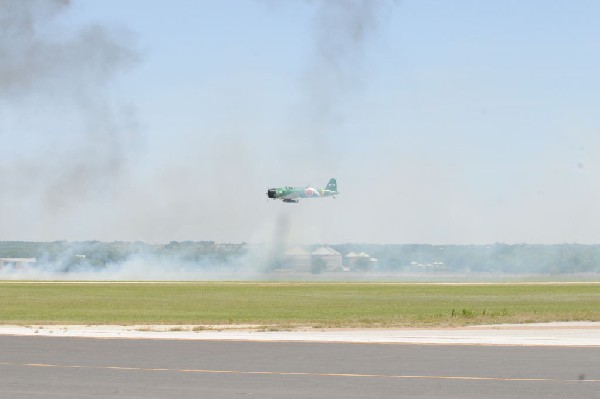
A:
0 247 273 281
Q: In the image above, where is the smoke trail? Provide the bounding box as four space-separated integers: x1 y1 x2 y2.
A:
300 0 393 128
0 257 271 281
0 0 139 220
0 242 270 281
265 0 396 246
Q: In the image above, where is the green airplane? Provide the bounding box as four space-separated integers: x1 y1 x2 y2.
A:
266 178 338 203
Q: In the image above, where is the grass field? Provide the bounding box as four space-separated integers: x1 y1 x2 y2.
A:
1 282 599 328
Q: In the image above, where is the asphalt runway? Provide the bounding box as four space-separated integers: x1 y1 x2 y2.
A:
1 336 599 398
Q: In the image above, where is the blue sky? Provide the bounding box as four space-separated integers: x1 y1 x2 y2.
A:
1 0 600 244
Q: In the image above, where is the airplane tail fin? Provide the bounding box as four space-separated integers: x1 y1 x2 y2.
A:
326 178 337 192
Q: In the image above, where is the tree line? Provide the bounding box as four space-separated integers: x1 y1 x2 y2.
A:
1 241 600 274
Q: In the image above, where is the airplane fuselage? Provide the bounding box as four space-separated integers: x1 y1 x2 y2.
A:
267 178 338 203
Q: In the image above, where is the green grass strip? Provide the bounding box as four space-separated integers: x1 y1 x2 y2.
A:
1 282 599 327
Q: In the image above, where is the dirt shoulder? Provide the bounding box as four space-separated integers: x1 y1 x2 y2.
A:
1 322 599 346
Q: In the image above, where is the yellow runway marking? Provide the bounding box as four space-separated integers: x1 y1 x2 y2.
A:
0 362 598 383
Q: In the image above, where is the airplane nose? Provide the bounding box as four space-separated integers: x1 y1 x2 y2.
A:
267 189 276 199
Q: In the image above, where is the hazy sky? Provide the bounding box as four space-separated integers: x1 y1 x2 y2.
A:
1 0 600 245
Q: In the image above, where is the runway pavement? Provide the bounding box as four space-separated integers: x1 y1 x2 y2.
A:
1 334 600 398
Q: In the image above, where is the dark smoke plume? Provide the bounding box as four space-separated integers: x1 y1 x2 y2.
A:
0 0 139 218
274 0 395 178
303 0 393 124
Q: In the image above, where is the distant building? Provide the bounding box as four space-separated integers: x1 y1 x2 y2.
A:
344 251 378 270
283 247 311 271
409 261 447 272
0 258 37 269
311 246 343 271
344 251 358 267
